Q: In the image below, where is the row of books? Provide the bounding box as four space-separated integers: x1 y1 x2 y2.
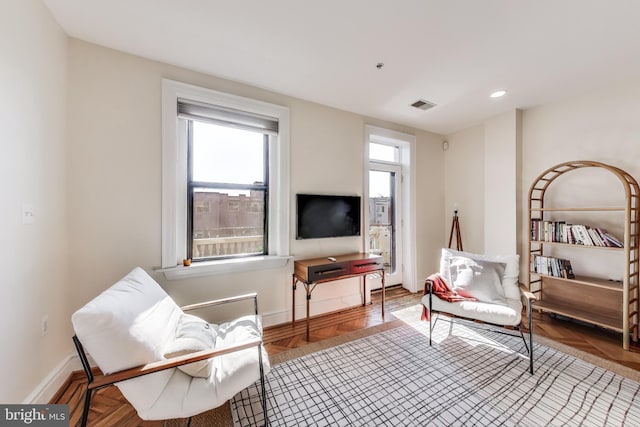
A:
530 220 624 248
531 255 575 279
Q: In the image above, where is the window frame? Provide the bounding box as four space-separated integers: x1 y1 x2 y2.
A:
160 79 290 279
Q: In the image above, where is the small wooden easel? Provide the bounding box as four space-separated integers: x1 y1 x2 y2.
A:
448 210 463 251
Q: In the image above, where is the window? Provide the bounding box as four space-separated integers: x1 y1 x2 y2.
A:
369 142 399 163
161 80 290 278
183 105 272 261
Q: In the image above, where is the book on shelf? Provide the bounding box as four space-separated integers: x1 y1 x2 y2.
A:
572 224 593 245
562 259 575 279
601 231 624 248
532 255 574 279
530 219 623 247
566 224 576 244
587 228 606 246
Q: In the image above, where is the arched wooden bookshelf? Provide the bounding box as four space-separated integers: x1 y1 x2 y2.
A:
526 160 640 349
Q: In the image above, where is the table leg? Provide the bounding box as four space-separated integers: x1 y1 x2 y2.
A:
305 283 311 340
291 275 297 326
362 276 366 306
381 269 385 320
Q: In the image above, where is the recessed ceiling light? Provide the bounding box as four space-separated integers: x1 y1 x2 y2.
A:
490 90 507 98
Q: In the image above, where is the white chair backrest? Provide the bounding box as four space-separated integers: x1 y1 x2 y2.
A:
72 267 183 375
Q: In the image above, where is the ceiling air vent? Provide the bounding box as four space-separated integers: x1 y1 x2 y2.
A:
410 99 437 111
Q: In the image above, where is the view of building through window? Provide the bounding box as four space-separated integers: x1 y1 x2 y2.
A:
369 170 394 272
191 189 265 258
368 137 402 279
189 121 268 259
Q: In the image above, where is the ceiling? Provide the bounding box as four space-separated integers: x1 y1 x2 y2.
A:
43 0 640 135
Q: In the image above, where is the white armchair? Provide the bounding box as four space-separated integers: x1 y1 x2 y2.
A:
422 248 536 374
71 267 269 426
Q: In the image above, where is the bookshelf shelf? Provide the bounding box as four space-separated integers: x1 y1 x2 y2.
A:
531 240 624 251
532 273 623 291
526 160 640 350
533 300 623 332
531 207 625 212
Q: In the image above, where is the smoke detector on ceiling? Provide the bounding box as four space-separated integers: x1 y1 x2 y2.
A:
410 99 437 111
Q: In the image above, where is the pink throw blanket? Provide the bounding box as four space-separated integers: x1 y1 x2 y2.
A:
421 273 477 321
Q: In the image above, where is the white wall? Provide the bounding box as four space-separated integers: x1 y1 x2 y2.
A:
415 131 447 280
484 110 521 255
0 0 70 403
445 110 522 257
444 125 485 253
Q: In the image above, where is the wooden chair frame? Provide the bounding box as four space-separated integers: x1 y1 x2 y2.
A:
72 292 268 427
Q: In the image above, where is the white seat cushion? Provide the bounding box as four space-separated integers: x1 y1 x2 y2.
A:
422 293 522 326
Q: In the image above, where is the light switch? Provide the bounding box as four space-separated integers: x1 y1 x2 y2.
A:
22 204 34 224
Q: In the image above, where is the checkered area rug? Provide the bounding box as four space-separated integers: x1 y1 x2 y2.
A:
231 312 640 426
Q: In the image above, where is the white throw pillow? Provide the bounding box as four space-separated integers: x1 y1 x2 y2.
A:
440 248 521 302
449 256 507 304
164 313 217 378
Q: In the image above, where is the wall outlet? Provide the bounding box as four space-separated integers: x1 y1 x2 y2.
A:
41 315 48 336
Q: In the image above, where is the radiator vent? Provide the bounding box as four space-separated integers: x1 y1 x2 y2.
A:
410 99 437 110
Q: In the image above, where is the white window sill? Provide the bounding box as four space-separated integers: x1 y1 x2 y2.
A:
157 255 292 280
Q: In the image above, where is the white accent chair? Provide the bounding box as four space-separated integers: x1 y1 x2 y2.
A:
71 267 269 426
422 248 537 374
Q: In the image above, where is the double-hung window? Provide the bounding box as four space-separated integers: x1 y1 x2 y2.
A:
161 80 290 278
181 101 273 260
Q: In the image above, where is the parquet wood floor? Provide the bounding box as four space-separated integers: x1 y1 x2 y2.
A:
54 286 640 426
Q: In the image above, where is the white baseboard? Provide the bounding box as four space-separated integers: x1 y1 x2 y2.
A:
262 292 369 328
24 354 83 404
262 309 290 327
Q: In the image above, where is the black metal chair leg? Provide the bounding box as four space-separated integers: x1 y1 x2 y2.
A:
80 388 92 427
73 335 95 427
528 299 534 374
518 330 529 353
428 282 433 346
429 296 432 346
258 344 268 427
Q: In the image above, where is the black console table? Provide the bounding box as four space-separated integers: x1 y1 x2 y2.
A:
292 253 385 340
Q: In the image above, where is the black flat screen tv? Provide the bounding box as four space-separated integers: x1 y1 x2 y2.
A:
296 194 361 239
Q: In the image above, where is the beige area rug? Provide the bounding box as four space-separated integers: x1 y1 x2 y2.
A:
171 304 640 426
391 303 640 383
166 320 406 426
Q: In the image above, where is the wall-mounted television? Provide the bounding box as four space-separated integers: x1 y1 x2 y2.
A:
296 194 361 239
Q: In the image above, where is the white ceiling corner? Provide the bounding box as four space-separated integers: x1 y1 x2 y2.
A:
42 0 640 135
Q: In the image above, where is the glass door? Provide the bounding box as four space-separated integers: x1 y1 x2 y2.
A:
369 163 402 286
